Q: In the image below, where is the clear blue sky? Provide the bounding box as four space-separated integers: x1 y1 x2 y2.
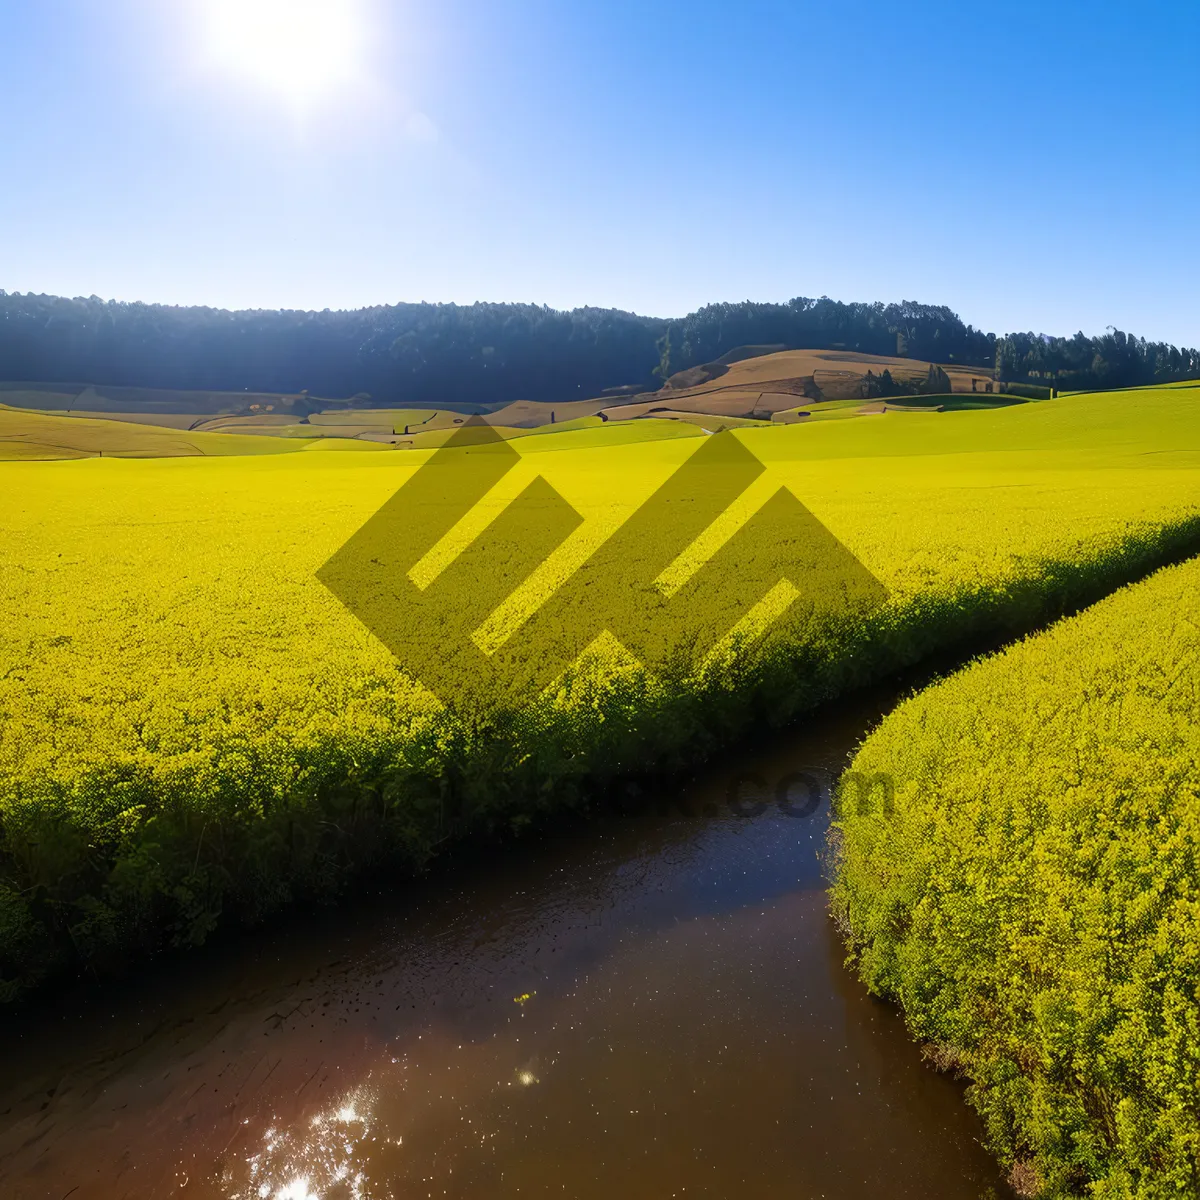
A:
2 0 1197 344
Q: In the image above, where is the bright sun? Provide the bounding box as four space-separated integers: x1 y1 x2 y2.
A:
202 0 367 105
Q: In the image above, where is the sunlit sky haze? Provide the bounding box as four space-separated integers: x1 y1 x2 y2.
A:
1 0 1198 344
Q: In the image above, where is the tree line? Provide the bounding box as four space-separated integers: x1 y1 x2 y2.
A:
0 290 1194 405
994 327 1200 391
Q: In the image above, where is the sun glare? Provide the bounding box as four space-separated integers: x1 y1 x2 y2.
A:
202 0 367 106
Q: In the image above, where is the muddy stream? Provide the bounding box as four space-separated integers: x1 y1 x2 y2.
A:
0 685 1011 1199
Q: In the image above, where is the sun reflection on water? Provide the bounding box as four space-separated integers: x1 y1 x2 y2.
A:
237 1090 374 1200
228 1021 549 1197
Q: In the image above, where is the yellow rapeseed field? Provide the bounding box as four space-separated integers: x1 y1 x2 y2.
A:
832 554 1200 1199
1 387 1199 1000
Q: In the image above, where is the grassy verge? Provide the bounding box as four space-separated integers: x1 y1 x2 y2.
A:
2 388 1200 1003
831 556 1200 1198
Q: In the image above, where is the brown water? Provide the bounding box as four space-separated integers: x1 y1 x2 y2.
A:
0 692 1010 1200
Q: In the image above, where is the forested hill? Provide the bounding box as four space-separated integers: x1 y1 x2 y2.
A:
0 291 1195 406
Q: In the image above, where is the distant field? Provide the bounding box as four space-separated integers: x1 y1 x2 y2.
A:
515 414 606 436
774 397 884 423
632 409 771 431
0 405 317 459
6 350 1171 460
591 349 1001 426
307 409 439 428
0 404 488 458
20 409 205 430
191 414 298 430
655 348 994 407
396 415 701 450
0 380 1038 460
1 351 1003 444
0 353 1011 454
195 408 475 442
301 439 391 453
0 402 704 459
0 381 350 417
484 398 614 427
692 347 992 392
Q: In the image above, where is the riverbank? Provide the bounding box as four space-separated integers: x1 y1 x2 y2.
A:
833 555 1200 1197
0 687 1015 1199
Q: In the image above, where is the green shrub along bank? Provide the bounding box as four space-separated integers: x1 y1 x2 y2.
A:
832 556 1200 1199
